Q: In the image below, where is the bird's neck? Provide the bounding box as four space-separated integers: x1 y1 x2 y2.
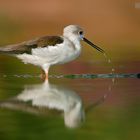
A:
65 35 82 51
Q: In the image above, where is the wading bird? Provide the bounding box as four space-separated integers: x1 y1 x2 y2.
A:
0 25 104 79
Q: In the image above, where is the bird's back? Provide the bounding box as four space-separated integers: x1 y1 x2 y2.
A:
0 36 64 55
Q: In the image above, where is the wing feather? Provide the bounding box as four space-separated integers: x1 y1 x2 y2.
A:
0 36 63 54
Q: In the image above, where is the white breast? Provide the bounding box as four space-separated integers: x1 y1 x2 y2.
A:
16 37 82 67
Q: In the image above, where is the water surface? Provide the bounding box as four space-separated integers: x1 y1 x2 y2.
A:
0 66 139 140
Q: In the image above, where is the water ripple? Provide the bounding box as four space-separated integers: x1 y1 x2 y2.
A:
64 73 140 79
0 73 139 79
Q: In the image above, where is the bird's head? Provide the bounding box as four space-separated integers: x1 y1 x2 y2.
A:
63 25 105 53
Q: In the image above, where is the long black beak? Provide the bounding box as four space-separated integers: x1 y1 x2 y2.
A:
83 37 105 53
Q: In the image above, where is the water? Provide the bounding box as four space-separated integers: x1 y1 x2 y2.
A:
0 67 140 140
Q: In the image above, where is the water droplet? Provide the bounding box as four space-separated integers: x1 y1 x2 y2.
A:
112 78 115 83
103 53 107 58
108 59 111 63
108 86 112 91
102 52 115 92
3 75 7 78
111 68 115 72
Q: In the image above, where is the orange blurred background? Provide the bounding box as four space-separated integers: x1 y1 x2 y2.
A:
0 0 140 62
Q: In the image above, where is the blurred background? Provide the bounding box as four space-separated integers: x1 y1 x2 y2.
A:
0 0 140 74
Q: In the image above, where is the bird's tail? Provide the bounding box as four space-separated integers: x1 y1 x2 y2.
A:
0 45 18 54
0 46 11 54
0 42 30 54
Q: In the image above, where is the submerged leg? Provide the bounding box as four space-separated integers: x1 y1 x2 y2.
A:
41 64 50 81
40 69 47 81
40 69 49 81
45 71 49 80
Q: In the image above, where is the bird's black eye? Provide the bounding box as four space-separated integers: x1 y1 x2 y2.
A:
79 31 83 35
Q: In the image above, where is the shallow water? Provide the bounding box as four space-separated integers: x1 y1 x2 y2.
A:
0 62 140 140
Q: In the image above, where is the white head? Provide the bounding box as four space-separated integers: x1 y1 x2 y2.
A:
63 25 105 53
63 25 84 42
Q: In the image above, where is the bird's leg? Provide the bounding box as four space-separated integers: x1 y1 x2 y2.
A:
41 65 50 81
40 69 46 81
40 69 49 81
45 72 49 80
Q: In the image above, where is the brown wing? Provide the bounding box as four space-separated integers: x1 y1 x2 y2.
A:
0 36 64 54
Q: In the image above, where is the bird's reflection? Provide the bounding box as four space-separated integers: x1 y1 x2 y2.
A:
0 79 108 128
1 80 85 128
17 80 85 128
